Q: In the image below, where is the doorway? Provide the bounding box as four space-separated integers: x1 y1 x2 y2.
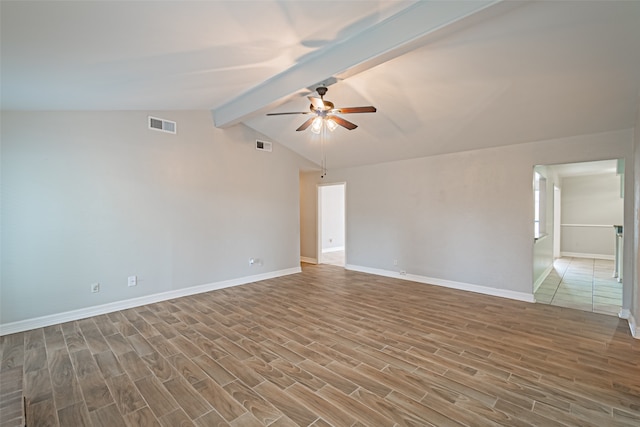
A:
318 183 346 267
533 159 624 316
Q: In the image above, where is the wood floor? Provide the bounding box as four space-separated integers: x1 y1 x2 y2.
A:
1 263 639 426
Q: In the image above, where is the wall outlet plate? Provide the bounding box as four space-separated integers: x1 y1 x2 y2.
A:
128 276 137 287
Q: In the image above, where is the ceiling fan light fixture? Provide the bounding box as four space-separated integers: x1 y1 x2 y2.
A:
267 86 376 132
311 117 323 134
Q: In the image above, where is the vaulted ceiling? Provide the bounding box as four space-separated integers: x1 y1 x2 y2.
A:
2 1 640 169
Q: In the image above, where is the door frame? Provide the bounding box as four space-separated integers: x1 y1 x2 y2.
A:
317 182 346 265
553 185 561 259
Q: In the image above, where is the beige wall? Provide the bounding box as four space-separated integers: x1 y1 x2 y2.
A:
301 129 634 301
300 172 320 261
560 173 624 258
1 111 315 325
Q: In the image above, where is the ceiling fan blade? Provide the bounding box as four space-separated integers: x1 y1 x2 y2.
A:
333 106 377 114
296 117 316 131
266 112 309 116
308 96 326 110
329 115 358 130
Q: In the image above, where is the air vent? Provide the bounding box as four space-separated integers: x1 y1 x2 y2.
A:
256 140 272 152
148 116 176 134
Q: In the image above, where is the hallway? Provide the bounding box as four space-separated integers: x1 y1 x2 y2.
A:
320 250 345 267
534 257 622 316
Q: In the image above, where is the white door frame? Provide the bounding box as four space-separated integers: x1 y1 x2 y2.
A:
553 185 561 259
317 182 346 265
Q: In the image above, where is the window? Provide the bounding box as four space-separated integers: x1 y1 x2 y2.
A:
534 172 547 239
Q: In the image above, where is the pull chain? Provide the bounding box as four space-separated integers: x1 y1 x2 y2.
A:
320 124 327 178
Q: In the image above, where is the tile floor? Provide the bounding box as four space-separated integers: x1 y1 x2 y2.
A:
534 257 622 316
320 250 345 267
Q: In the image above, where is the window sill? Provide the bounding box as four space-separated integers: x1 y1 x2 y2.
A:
534 233 549 242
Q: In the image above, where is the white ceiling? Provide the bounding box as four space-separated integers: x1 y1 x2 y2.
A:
2 1 640 170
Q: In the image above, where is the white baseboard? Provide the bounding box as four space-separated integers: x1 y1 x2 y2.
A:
626 313 638 339
300 257 317 264
560 252 615 261
0 267 301 336
322 246 345 253
345 264 535 303
533 264 554 293
618 310 639 339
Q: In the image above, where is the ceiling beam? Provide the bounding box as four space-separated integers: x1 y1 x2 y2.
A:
212 0 519 128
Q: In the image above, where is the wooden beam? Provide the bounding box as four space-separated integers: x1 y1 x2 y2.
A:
212 0 519 128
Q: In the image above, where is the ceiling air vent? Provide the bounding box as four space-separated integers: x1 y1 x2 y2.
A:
256 140 272 152
148 116 176 134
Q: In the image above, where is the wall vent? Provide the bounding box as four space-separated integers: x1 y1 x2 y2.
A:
256 140 272 152
148 116 177 134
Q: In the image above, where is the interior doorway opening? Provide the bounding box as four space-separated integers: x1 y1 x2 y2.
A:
318 183 346 267
533 159 624 316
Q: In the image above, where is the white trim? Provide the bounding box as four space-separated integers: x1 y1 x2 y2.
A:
619 310 639 339
322 246 345 253
560 224 615 228
553 186 561 259
300 257 317 264
0 267 300 336
560 252 615 261
345 264 535 303
626 313 638 339
534 233 549 242
533 263 554 293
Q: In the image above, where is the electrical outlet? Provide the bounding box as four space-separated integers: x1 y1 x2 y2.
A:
393 259 398 266
249 258 255 265
91 283 100 293
128 276 137 287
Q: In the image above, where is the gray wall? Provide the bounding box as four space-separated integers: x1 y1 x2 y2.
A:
301 129 634 298
1 111 314 325
560 174 623 258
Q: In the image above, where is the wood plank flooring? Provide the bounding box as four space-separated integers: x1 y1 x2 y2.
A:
2 263 639 426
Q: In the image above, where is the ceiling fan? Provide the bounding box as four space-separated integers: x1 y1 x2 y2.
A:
267 86 376 133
